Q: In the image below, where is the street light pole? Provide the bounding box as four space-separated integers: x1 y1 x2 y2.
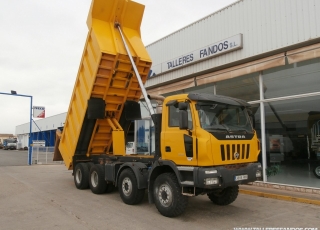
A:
29 96 33 165
0 92 33 165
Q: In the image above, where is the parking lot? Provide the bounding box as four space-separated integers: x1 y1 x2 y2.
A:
0 149 319 230
0 149 29 166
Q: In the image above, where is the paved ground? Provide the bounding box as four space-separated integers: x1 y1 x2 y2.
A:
0 149 29 166
0 148 60 166
0 168 319 230
0 150 319 230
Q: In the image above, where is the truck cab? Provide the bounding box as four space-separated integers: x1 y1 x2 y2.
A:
161 93 259 167
3 139 17 150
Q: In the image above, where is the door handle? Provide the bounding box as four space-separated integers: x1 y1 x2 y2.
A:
165 146 171 152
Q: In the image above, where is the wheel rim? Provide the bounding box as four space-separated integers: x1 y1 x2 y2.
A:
122 177 132 196
158 183 173 207
91 171 99 187
75 168 82 184
315 166 320 176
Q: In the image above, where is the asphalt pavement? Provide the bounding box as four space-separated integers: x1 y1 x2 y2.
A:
0 149 29 166
0 149 319 230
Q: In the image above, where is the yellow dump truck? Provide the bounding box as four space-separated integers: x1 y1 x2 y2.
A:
54 0 262 217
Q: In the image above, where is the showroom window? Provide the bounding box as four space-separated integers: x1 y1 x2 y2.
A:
263 95 320 187
262 58 320 98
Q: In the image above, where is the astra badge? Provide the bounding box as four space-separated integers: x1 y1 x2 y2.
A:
226 135 246 139
234 152 240 159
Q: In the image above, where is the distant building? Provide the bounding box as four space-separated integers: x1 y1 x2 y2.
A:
0 134 15 144
15 113 66 148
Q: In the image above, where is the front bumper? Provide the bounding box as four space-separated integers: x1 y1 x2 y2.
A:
192 163 261 189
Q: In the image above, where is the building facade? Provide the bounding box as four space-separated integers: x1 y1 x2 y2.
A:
144 0 320 189
16 0 320 189
15 113 66 149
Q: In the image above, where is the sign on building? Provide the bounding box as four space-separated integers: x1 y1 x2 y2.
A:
150 34 243 76
32 140 46 147
33 106 45 118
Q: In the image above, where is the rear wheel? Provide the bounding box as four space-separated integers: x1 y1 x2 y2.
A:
207 186 239 205
118 168 145 205
87 162 94 170
153 173 188 217
89 164 107 194
314 165 320 179
74 163 89 189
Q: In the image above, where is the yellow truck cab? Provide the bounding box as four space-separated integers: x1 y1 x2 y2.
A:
144 93 262 216
161 93 260 168
54 0 261 217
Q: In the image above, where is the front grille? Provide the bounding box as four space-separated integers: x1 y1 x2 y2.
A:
220 144 250 161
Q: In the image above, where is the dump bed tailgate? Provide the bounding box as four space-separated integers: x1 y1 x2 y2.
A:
57 0 151 169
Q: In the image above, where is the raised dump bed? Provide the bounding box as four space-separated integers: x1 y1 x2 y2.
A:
55 0 152 170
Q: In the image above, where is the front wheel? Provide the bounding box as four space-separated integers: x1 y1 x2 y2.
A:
314 165 320 179
153 173 188 217
207 185 239 205
118 168 145 205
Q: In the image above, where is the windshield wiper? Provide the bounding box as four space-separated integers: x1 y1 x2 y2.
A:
232 129 248 133
205 124 230 133
227 128 252 134
220 124 231 132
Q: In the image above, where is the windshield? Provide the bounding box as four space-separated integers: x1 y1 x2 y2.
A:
197 103 253 133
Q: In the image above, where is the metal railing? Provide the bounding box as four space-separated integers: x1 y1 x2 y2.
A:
32 146 63 165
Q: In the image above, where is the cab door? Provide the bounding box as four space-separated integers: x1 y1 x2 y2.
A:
161 101 197 166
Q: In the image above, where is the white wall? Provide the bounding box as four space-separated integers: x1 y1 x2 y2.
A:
15 112 66 135
146 0 320 87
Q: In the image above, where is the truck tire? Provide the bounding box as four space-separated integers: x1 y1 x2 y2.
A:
153 173 188 217
118 168 145 205
89 164 107 194
87 162 94 170
207 185 239 205
74 163 89 190
313 165 320 179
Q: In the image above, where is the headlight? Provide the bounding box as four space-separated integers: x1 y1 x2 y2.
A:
256 170 261 177
204 178 219 185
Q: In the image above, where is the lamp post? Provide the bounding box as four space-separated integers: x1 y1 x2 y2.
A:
0 91 33 165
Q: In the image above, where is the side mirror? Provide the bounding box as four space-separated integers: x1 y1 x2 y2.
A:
179 103 188 130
